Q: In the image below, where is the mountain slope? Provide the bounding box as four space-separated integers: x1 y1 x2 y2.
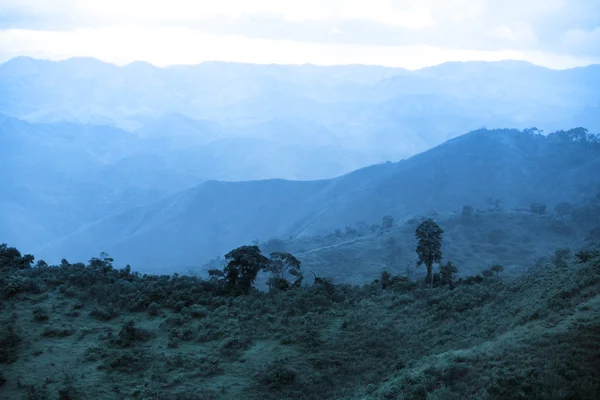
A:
0 115 402 253
35 128 600 270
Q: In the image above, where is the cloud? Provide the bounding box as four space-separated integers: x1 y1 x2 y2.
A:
562 26 600 50
0 0 434 28
487 23 538 44
0 26 596 70
0 0 598 67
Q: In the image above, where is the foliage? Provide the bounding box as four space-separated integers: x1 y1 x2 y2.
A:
0 320 21 363
439 262 458 287
267 252 303 291
0 244 34 272
223 245 271 295
552 248 572 268
382 215 395 229
1 243 599 399
490 264 504 276
415 218 444 286
530 202 547 215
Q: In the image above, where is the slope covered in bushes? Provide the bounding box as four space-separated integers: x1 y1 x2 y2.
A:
1 242 599 399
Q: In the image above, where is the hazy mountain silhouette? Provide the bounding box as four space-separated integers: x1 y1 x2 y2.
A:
1 57 598 158
0 114 399 252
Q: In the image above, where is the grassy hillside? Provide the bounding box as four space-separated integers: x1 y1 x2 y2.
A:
279 204 600 285
1 242 599 399
36 128 600 271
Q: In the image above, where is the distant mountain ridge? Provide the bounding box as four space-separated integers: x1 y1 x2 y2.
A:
1 57 598 156
0 114 400 253
34 127 600 270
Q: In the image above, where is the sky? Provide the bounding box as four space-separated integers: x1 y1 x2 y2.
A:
0 0 599 69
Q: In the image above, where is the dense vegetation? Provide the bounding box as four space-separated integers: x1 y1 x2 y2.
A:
2 227 599 399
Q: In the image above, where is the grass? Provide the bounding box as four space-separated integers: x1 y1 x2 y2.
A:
1 240 600 399
269 206 600 287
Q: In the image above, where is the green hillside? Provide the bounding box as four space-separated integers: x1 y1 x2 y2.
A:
1 240 599 399
279 203 600 285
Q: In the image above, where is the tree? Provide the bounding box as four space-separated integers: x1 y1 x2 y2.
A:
552 249 571 268
89 252 114 275
415 218 444 286
223 245 271 295
482 269 495 278
461 205 475 222
382 215 395 229
267 252 303 291
0 244 34 272
439 261 458 287
530 202 547 215
491 264 504 276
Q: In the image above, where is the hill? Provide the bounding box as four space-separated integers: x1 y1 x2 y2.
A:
35 127 600 271
0 114 398 253
1 241 599 399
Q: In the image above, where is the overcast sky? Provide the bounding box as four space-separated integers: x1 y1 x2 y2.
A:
1 0 599 69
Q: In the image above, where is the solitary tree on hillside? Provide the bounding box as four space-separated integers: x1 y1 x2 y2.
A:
224 245 271 295
415 218 444 286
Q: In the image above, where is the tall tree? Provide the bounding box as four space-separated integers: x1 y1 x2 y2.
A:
415 218 444 286
267 252 303 291
224 245 271 295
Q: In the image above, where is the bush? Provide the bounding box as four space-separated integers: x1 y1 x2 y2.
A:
553 248 572 268
115 320 153 347
256 358 298 390
32 307 49 322
42 326 74 338
0 322 22 363
147 302 160 317
575 248 600 263
90 305 118 321
530 202 547 215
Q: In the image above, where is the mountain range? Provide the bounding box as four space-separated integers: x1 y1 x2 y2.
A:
2 57 599 156
32 127 600 272
1 57 599 275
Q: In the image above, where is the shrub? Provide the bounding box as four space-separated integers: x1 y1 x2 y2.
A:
32 307 49 322
439 262 458 287
0 322 22 363
42 326 74 338
552 248 572 268
575 248 600 263
459 275 484 285
90 305 118 321
147 302 160 317
115 320 153 348
3 276 42 298
530 202 547 215
256 358 298 390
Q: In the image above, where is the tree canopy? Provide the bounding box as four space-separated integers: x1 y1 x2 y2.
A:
415 218 444 286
